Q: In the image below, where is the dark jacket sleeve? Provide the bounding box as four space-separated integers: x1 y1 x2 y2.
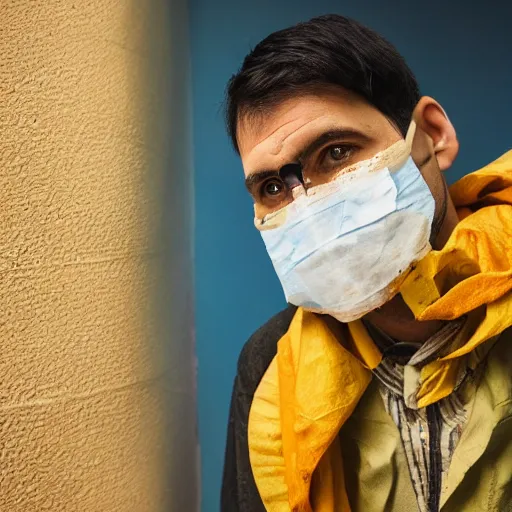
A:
221 305 297 512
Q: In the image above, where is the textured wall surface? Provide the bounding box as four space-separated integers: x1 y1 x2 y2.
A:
1 1 196 511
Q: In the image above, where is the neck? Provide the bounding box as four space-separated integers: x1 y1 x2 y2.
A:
364 295 443 343
364 198 459 343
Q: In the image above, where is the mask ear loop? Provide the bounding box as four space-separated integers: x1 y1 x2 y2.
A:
404 119 445 245
404 120 417 153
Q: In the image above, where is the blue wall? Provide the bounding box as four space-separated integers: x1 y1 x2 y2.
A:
189 1 512 510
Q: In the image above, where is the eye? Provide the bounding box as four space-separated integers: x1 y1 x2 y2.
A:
262 179 285 197
328 145 353 161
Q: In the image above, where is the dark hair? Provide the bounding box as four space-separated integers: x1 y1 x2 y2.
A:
225 14 420 152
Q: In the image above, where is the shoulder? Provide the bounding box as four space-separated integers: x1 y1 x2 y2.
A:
236 304 297 396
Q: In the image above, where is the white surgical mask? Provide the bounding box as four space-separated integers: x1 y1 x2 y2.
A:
255 122 436 323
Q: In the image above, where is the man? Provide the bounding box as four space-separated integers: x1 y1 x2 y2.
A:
221 14 512 512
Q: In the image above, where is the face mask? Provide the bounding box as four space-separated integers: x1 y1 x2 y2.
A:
255 122 436 323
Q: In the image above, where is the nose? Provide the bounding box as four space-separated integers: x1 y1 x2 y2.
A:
279 162 304 189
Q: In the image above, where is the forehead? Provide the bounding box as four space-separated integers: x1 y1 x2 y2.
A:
238 88 397 176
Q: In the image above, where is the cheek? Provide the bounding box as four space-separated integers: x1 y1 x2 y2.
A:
411 136 443 204
254 202 269 219
415 157 448 232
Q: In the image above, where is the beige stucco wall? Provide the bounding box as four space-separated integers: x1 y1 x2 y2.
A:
0 1 197 511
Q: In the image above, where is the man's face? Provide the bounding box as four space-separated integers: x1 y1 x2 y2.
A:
238 86 451 237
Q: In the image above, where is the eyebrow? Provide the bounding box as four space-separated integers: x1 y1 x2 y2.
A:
244 128 370 193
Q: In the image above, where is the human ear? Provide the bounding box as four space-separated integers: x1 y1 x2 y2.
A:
412 97 459 171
